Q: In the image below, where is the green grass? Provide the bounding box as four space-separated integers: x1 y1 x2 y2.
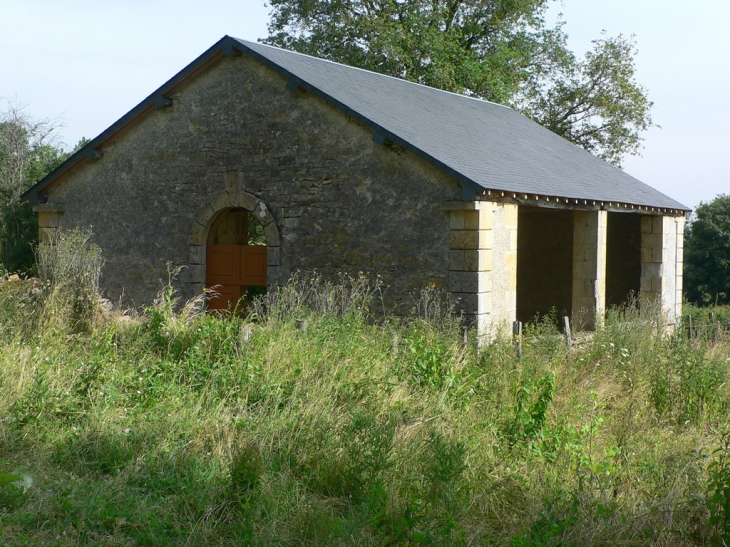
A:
1 277 730 545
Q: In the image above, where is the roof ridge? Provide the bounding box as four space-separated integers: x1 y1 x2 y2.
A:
22 35 689 212
232 37 515 112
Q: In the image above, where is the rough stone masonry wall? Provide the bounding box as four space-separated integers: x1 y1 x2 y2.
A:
45 54 461 309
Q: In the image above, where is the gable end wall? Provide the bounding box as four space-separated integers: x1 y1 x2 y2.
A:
45 54 461 310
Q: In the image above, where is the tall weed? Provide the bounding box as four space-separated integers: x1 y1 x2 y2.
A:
35 227 103 331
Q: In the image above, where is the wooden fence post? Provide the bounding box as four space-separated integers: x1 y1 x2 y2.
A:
563 316 572 349
686 314 693 339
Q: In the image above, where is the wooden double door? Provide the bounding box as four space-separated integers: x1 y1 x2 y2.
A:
206 244 267 312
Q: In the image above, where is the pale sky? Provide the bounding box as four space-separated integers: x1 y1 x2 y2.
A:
2 0 727 210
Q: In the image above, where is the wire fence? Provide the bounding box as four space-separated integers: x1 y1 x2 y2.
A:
682 312 730 341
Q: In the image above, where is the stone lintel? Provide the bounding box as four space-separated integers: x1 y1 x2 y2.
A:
33 203 66 213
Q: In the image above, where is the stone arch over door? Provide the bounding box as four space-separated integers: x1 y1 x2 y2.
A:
189 180 280 305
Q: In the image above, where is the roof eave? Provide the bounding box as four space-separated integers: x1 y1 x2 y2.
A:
22 35 244 205
22 35 691 215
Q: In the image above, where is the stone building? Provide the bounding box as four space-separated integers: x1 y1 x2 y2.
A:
23 36 689 333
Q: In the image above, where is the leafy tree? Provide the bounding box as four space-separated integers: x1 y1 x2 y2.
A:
0 101 69 273
684 195 730 305
263 0 654 165
516 33 653 167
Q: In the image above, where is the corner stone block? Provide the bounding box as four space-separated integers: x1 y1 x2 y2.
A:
641 216 654 234
642 233 663 249
478 230 493 250
504 250 517 272
573 226 586 245
177 267 191 284
476 313 495 335
640 247 653 264
642 262 664 279
449 271 480 293
505 290 517 312
509 229 518 251
449 250 465 271
640 276 653 292
267 266 280 286
189 245 204 265
676 218 685 236
653 215 664 234
189 264 205 285
464 249 492 271
449 271 491 293
478 207 493 230
572 260 592 281
449 211 466 230
267 246 280 267
478 291 493 314
503 204 518 230
189 222 206 246
463 210 479 230
451 292 479 315
264 222 281 246
450 230 479 250
653 247 668 264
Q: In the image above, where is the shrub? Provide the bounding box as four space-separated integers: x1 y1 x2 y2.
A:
35 227 103 330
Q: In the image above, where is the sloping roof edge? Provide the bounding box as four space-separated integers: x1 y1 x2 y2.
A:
22 35 690 213
23 35 484 204
22 36 233 204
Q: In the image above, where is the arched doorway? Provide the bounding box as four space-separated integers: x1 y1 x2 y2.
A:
205 207 267 312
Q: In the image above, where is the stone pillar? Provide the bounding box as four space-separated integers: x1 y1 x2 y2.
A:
444 201 517 338
641 215 684 326
491 203 518 330
446 202 492 332
572 210 607 330
32 204 66 242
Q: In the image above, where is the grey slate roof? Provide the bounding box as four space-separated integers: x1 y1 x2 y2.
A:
236 38 688 211
24 35 688 211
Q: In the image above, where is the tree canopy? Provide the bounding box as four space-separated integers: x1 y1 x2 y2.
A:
0 101 69 273
684 195 730 306
264 0 653 166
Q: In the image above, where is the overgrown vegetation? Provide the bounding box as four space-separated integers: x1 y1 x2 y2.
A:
2 255 730 545
0 100 69 274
